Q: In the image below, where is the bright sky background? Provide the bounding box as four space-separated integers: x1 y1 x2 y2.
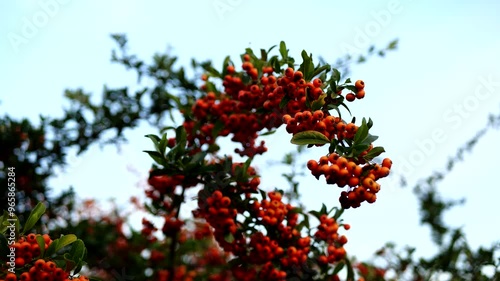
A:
1 0 500 265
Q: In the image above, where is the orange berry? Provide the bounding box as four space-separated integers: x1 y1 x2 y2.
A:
34 258 46 270
19 272 31 281
382 158 392 169
356 90 365 99
243 54 251 61
293 71 303 81
320 164 330 176
220 197 231 207
328 153 339 163
338 235 348 245
285 67 294 78
26 233 37 244
328 164 340 176
319 156 329 165
5 273 17 281
355 80 365 89
15 257 25 267
20 242 31 252
336 157 348 168
43 261 56 272
312 78 322 88
42 234 51 244
212 190 223 200
318 255 328 265
378 167 390 178
346 93 355 102
348 177 359 187
268 191 282 201
307 160 318 171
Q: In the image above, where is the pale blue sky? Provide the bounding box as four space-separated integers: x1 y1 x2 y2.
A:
1 0 500 263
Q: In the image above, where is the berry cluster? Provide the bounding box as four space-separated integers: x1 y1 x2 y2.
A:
3 234 89 281
284 111 359 142
345 79 366 102
315 215 349 264
186 63 331 157
8 234 51 268
203 190 238 240
307 154 392 208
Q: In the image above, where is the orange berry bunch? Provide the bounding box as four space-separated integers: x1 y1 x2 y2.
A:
307 154 392 208
251 191 291 226
2 234 89 281
338 157 392 209
315 215 349 264
246 232 284 264
345 80 366 102
202 190 238 241
7 233 51 268
284 111 359 142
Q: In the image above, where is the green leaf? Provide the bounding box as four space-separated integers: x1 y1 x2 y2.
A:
300 50 315 81
339 102 352 117
331 68 341 83
342 85 358 92
291 131 330 145
312 64 331 78
363 146 386 161
221 55 231 76
332 261 345 275
279 41 288 59
353 118 369 144
332 207 344 220
260 49 268 61
279 96 291 109
145 134 160 151
45 239 58 257
55 234 78 253
68 239 86 263
320 203 327 214
329 139 338 154
158 133 168 155
367 118 374 129
143 150 164 165
308 210 321 220
345 256 355 280
267 44 277 54
360 134 379 146
22 202 46 234
387 39 398 50
311 93 326 111
175 125 187 146
260 130 276 136
37 235 46 257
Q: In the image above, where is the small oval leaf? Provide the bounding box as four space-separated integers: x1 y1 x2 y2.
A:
291 131 330 145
